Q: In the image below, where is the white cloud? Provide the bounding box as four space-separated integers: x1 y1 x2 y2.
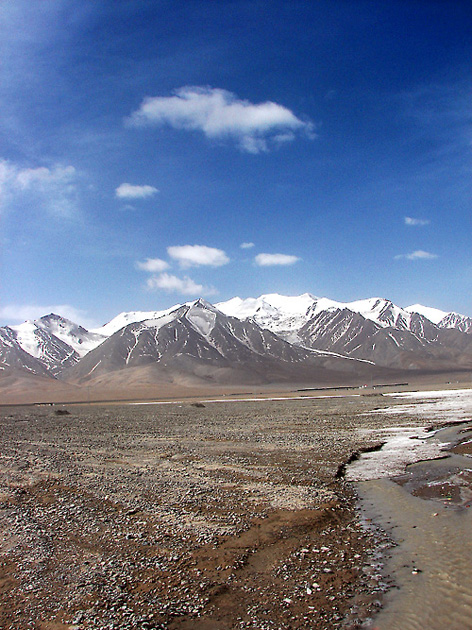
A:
146 273 216 296
168 244 230 269
135 257 169 273
0 303 97 328
405 217 430 226
15 165 76 188
254 253 301 266
394 250 438 260
240 242 255 249
128 86 315 153
0 159 79 218
115 183 159 199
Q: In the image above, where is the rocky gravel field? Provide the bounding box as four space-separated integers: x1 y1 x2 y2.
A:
0 394 430 629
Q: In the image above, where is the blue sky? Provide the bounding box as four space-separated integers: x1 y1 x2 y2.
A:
1 0 471 328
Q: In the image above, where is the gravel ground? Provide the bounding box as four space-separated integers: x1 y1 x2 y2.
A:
0 394 431 630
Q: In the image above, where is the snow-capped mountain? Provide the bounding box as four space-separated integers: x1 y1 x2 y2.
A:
40 314 106 356
216 294 472 370
2 314 106 376
13 314 106 357
1 294 471 387
438 312 472 334
0 327 51 376
406 304 472 334
216 293 317 344
217 294 420 342
67 299 376 385
91 305 184 337
405 304 448 325
296 308 467 370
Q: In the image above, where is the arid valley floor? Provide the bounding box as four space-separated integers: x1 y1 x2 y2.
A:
1 382 472 629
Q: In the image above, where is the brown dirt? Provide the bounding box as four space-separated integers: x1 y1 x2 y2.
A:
0 394 443 629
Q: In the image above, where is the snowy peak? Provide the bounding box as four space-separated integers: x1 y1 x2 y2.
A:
352 298 412 329
35 313 106 357
217 293 316 318
1 313 107 377
7 320 79 375
306 297 413 330
406 304 472 333
92 307 179 337
216 293 318 343
405 304 449 325
1 293 470 382
438 312 472 333
217 293 416 338
11 314 106 360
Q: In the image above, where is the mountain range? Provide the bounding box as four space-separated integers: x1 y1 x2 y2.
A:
1 294 471 400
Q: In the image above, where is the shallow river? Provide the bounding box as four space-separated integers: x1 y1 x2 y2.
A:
349 389 472 630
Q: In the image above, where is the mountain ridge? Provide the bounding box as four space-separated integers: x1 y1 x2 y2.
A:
1 294 471 392
64 300 379 387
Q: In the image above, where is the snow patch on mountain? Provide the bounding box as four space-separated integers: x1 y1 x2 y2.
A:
141 312 179 332
185 303 217 337
439 312 472 334
405 304 449 325
10 321 42 358
11 314 106 358
217 294 416 336
93 305 184 337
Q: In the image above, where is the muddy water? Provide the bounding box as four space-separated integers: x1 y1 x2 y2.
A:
356 422 472 630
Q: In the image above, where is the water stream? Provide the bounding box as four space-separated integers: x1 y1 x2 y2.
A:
347 389 472 630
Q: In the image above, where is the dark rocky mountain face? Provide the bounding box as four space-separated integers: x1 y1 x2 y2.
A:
65 300 380 385
298 308 472 370
439 312 472 334
2 296 472 388
0 313 107 380
1 324 80 377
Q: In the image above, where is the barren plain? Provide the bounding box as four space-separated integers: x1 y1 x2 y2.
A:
0 383 470 629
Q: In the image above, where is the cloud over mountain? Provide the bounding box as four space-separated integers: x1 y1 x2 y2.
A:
146 273 215 296
168 245 230 269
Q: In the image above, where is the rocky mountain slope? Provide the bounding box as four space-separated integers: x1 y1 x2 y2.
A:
0 314 106 377
65 300 378 386
1 294 471 389
216 294 472 371
0 327 51 377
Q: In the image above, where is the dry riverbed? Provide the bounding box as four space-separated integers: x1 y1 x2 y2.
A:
0 392 463 629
